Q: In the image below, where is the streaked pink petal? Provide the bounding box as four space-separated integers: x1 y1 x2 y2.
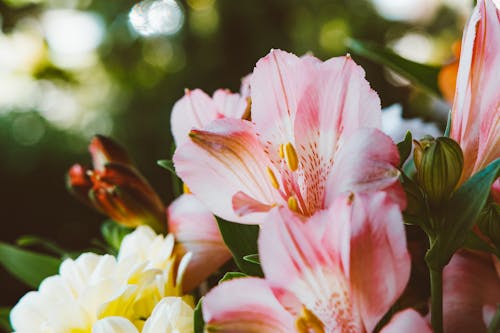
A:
170 89 221 145
213 89 249 119
167 194 231 291
345 192 411 333
491 178 500 205
259 206 357 331
451 0 500 179
203 277 295 333
443 250 500 333
325 128 403 208
173 118 281 224
380 309 432 333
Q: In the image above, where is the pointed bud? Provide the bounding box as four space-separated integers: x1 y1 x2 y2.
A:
89 135 132 171
477 203 500 249
414 136 464 206
66 164 94 208
88 163 166 233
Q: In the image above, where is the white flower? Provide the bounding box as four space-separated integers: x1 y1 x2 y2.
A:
10 226 193 333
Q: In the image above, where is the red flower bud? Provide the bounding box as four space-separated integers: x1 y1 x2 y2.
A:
89 135 132 171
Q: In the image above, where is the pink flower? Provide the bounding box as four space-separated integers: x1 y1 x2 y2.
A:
167 194 231 292
450 0 500 183
202 192 428 332
168 85 250 290
174 50 404 224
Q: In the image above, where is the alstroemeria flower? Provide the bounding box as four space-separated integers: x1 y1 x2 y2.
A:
450 0 500 184
174 50 404 224
202 192 428 332
67 135 166 233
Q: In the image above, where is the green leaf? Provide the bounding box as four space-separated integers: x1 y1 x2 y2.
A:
397 131 413 167
0 242 61 288
101 221 133 252
216 217 264 277
488 304 500 333
464 231 500 257
17 235 76 258
444 111 452 137
426 158 500 269
347 38 441 96
193 298 205 333
157 159 176 175
243 254 261 265
219 271 248 284
0 307 12 332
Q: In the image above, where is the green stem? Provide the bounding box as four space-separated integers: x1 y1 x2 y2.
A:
430 267 443 333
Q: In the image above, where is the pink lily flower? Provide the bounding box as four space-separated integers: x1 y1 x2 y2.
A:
174 50 404 224
450 0 500 185
168 86 250 290
202 192 429 332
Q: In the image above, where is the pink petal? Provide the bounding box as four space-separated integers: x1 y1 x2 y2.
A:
325 128 403 208
173 118 281 224
250 49 318 162
213 89 249 119
347 192 411 333
491 178 500 205
167 194 231 291
170 89 220 146
202 277 295 333
450 0 500 179
380 309 432 333
443 250 500 333
258 205 356 331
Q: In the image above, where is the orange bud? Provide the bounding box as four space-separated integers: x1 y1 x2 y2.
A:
89 135 132 171
66 164 94 208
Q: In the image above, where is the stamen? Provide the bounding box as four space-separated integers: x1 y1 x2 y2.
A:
295 307 325 333
266 166 280 189
288 196 298 212
278 144 285 159
183 183 191 194
295 318 309 333
284 142 299 171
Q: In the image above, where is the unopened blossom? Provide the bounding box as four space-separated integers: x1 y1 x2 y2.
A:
67 135 166 233
203 192 429 332
174 50 404 224
10 226 192 333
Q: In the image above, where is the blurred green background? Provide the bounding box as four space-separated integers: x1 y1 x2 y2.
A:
0 0 470 311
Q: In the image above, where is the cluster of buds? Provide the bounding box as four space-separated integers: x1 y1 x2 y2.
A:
67 135 166 233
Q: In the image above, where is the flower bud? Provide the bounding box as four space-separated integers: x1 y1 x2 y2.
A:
66 164 94 208
88 163 166 233
89 135 132 171
414 136 464 206
477 203 500 249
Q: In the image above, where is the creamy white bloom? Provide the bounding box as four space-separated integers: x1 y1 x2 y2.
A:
10 226 193 333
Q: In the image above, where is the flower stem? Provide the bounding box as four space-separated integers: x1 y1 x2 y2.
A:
430 267 443 333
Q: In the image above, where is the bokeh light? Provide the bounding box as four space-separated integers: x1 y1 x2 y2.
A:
129 0 184 37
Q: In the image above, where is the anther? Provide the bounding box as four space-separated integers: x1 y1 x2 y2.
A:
183 183 191 194
284 142 299 171
288 196 298 212
266 166 280 189
278 144 285 159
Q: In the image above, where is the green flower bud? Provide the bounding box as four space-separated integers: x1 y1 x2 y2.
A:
414 136 464 207
477 203 500 249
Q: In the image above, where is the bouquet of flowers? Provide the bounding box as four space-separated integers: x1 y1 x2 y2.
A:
2 0 499 332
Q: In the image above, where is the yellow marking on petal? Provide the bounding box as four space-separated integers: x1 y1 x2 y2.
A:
295 307 325 333
295 317 309 333
287 196 298 212
278 144 285 159
284 142 299 171
183 183 191 194
266 166 280 189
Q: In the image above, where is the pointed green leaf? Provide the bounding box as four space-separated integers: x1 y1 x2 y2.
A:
444 111 452 137
16 235 74 258
193 298 205 333
489 304 500 333
397 131 413 167
0 242 61 288
347 38 441 96
216 217 263 277
0 307 11 332
219 272 248 284
243 254 261 265
426 158 500 269
157 159 176 175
